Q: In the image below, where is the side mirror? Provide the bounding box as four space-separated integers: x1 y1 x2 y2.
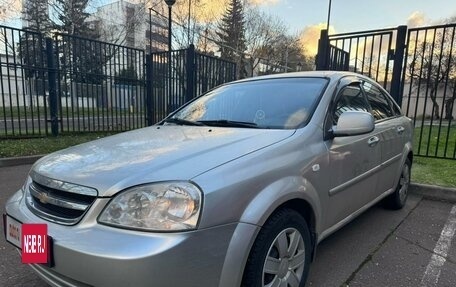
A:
333 111 374 137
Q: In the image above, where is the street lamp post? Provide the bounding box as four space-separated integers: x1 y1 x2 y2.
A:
148 8 152 53
164 0 176 111
165 0 175 52
188 0 192 45
327 0 332 32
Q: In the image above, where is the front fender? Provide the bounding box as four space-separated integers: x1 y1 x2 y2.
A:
239 176 321 228
218 177 321 287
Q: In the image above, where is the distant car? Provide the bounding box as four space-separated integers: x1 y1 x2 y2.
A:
4 71 413 287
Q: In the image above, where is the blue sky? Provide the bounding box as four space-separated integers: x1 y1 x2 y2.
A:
3 0 455 33
259 0 456 33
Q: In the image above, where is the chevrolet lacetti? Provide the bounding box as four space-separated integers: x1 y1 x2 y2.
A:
4 71 413 287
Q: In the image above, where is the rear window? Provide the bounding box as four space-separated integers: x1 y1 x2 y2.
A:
363 82 395 121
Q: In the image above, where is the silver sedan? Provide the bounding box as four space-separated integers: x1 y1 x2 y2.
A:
4 71 413 287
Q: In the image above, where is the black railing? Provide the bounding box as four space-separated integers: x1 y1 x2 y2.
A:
1 25 48 137
402 24 456 160
328 45 349 71
194 52 237 97
317 27 399 94
54 33 147 134
148 45 237 124
317 23 456 160
0 25 236 138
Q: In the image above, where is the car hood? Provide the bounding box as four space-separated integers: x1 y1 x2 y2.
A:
32 126 295 196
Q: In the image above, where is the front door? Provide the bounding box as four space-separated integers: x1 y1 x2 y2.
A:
325 83 382 229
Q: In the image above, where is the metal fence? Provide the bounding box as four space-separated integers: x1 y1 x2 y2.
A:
54 33 147 134
0 25 236 138
327 44 350 71
147 45 236 124
317 23 456 160
316 27 405 104
1 25 48 137
402 24 456 159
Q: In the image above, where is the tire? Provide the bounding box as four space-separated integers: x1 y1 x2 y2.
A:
241 209 312 287
384 158 411 210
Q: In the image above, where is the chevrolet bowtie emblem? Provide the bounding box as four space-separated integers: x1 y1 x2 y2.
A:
37 192 50 204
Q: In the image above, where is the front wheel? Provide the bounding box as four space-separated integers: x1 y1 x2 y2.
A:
242 209 312 287
385 158 411 210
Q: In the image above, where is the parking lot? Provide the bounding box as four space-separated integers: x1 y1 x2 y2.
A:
1 164 455 287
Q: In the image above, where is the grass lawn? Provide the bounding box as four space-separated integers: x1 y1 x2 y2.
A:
412 156 456 188
412 125 456 188
0 132 115 158
414 125 456 158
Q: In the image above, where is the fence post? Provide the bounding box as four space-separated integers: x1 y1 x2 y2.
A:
186 44 195 103
316 29 329 70
145 54 154 126
390 25 407 105
45 38 59 136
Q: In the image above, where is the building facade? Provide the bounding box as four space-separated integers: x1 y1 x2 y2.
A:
88 0 167 51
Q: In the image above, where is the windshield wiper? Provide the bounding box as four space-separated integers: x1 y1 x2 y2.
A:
198 120 259 128
163 117 206 126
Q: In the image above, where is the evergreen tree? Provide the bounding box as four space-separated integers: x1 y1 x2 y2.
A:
53 0 104 84
55 0 93 37
22 0 51 33
216 0 247 78
20 0 50 80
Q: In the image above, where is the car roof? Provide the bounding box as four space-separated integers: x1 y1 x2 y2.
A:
231 71 371 84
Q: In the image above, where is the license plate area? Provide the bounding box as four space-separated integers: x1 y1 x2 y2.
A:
3 214 54 267
4 214 22 248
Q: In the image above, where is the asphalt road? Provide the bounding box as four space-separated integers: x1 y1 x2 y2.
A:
1 164 456 287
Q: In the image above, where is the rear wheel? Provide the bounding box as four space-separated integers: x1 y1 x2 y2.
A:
242 209 311 287
385 158 411 210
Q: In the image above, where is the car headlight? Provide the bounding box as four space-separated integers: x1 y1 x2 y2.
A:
98 182 202 232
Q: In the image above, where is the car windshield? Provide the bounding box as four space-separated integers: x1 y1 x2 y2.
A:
171 77 328 129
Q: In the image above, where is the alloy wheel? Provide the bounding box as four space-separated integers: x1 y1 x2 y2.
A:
262 228 305 287
399 163 410 204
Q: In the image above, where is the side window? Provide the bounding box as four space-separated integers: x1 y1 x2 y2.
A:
363 81 395 121
387 94 403 116
333 84 370 124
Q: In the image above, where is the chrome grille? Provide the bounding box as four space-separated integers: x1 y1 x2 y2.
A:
26 172 98 225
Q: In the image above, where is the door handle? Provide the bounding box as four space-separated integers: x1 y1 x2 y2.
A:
367 136 380 147
397 126 405 134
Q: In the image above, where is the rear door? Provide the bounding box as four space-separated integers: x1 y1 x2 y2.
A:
362 81 404 195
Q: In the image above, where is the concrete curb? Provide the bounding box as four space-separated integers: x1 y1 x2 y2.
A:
0 155 44 168
410 183 456 203
1 155 455 203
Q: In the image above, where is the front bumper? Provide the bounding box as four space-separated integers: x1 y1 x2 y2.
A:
5 190 259 287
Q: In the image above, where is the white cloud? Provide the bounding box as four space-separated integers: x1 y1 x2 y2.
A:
248 0 281 6
407 11 428 28
299 23 336 56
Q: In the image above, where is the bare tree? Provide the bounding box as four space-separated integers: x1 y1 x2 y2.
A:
243 5 314 76
407 27 456 119
0 0 21 22
444 79 456 119
243 7 284 76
